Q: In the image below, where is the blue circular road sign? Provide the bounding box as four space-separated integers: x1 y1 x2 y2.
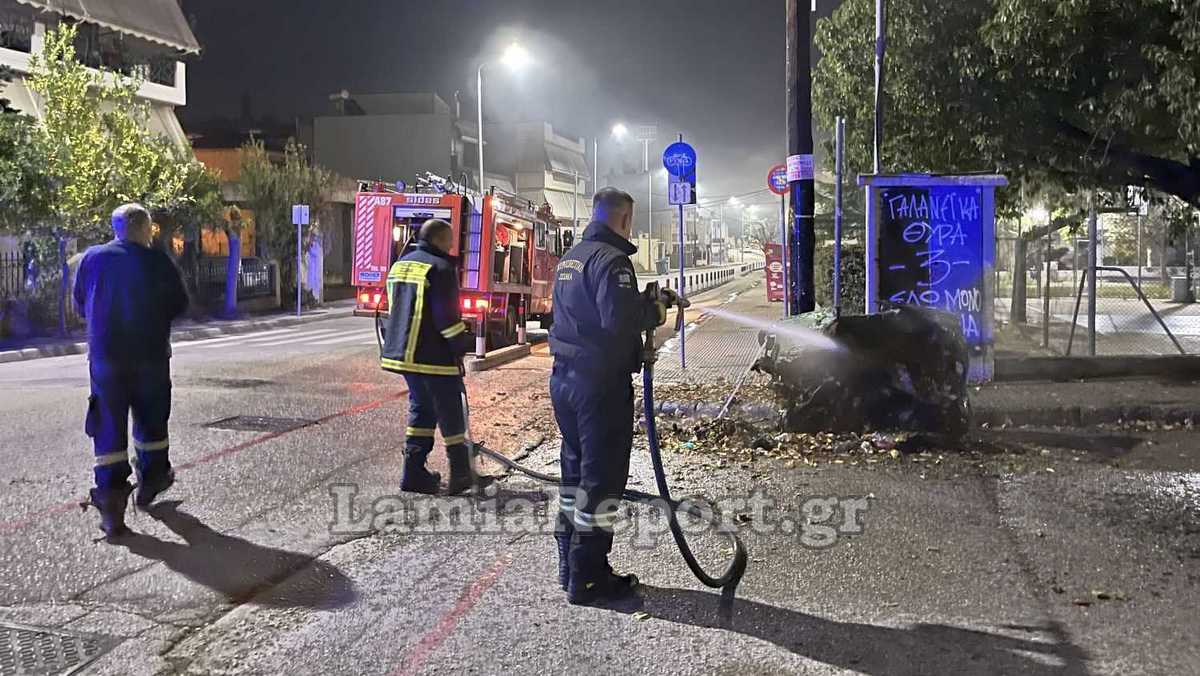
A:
662 142 697 177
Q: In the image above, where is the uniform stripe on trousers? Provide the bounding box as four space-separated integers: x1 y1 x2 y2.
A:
406 427 436 437
573 510 619 529
94 451 128 467
134 438 169 451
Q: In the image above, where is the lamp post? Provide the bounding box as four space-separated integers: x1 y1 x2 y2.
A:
475 42 531 356
476 43 531 195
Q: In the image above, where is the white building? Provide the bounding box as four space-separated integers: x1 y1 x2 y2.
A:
0 0 199 148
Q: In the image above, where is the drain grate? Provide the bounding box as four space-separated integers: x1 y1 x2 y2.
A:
0 622 117 676
204 415 316 433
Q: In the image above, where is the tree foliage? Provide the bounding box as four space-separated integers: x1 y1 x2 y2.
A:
238 139 331 296
25 24 200 240
814 0 1200 215
0 64 16 113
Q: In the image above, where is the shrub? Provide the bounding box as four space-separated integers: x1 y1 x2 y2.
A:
815 241 866 313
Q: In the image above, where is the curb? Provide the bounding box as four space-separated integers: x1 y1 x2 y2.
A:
972 405 1199 429
995 355 1200 382
465 343 532 372
0 306 356 365
651 398 1199 431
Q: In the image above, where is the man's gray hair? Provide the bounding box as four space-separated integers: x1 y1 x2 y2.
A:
111 203 150 235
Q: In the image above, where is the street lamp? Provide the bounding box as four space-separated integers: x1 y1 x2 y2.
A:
611 123 628 139
477 42 531 196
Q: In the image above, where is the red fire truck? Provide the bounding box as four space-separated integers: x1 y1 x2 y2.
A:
351 186 565 349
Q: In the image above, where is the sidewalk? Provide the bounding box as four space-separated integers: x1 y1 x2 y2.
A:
653 274 778 384
0 300 356 364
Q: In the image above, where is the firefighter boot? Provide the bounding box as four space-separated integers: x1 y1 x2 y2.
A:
567 531 639 606
400 448 442 495
556 511 573 591
85 484 133 539
444 444 475 496
135 467 175 508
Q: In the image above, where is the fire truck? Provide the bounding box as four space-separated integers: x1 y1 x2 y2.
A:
351 183 565 349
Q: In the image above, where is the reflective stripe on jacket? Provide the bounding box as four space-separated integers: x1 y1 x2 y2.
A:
380 242 471 375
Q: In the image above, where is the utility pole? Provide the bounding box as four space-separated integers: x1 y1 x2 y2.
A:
786 0 816 314
873 0 887 173
1087 194 1097 356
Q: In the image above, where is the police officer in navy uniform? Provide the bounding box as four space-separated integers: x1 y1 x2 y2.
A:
549 188 682 605
380 219 475 495
75 203 189 538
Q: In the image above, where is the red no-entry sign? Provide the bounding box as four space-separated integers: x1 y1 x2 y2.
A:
767 164 788 195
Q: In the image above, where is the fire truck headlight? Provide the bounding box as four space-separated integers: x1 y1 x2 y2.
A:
476 299 489 310
462 298 472 310
359 293 369 303
373 293 382 304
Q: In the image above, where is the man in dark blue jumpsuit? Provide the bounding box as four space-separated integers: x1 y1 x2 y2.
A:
379 219 475 495
74 204 189 538
549 188 680 605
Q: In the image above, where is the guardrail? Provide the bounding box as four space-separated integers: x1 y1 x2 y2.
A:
640 260 765 296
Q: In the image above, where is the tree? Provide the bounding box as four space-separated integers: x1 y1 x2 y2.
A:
1 64 16 113
20 24 214 333
814 0 1200 215
745 219 778 253
26 24 194 240
238 139 332 308
0 114 52 232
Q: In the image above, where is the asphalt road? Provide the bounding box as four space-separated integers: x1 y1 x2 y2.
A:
1 308 1198 675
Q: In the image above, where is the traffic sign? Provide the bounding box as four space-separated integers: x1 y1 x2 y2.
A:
291 204 310 225
767 164 788 195
662 142 697 178
668 179 695 205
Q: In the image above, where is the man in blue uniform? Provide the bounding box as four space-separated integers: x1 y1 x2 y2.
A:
549 188 682 605
380 219 475 495
75 203 189 538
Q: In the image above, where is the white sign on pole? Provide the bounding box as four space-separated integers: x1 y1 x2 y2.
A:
668 180 694 206
786 154 814 182
292 204 310 225
292 204 309 317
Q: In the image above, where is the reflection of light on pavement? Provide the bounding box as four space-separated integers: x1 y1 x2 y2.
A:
1152 472 1200 511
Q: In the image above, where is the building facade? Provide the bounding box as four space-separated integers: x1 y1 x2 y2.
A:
0 0 199 147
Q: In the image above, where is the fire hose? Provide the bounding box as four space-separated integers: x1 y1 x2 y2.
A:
377 285 748 590
462 283 748 591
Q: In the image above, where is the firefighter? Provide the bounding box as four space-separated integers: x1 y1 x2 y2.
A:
75 203 189 538
548 187 682 605
380 218 475 495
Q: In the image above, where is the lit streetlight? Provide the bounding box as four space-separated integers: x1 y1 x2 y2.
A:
476 42 532 195
611 123 628 139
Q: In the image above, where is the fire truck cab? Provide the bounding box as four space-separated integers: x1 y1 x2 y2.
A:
352 186 564 350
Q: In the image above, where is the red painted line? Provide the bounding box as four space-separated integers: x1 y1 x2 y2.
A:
391 552 513 676
0 390 408 536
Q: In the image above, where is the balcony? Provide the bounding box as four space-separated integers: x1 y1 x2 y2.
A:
0 12 187 107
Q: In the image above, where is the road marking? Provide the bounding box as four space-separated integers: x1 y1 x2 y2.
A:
308 333 375 346
172 327 297 348
240 329 349 347
391 552 513 676
0 388 409 537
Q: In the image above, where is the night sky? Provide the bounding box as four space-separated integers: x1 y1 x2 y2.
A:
182 0 837 204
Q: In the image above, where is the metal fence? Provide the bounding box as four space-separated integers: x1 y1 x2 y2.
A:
0 250 26 300
995 236 1199 356
196 256 276 301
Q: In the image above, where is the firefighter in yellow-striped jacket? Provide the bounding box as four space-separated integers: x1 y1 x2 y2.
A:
380 219 475 494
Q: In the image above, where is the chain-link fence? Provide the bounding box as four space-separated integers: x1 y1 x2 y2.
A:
995 236 1199 356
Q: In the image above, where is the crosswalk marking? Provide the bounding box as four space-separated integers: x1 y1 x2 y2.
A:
251 329 349 346
309 333 375 346
173 327 297 349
